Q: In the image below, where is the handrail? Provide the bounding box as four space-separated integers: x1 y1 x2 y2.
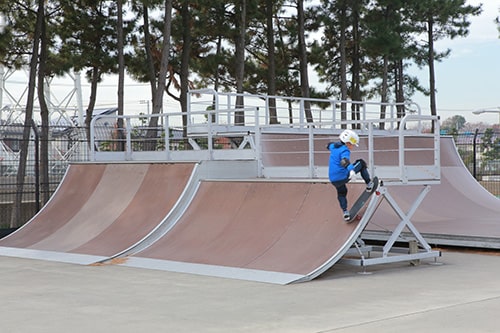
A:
89 92 440 185
188 89 420 130
90 113 170 160
398 114 441 183
89 108 261 161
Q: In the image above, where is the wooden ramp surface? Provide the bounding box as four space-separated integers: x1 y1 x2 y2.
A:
0 163 195 264
121 180 374 284
367 137 500 239
261 135 500 243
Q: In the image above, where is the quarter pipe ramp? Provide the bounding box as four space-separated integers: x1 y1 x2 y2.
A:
365 137 500 246
0 163 196 264
118 180 378 284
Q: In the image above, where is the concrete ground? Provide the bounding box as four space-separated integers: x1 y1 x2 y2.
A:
1 249 499 333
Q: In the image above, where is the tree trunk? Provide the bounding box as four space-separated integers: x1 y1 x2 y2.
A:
85 66 100 150
350 3 361 129
148 0 173 129
266 0 278 124
396 59 405 118
11 0 44 228
339 3 347 129
117 0 125 150
297 0 312 123
143 4 156 99
234 0 246 126
427 18 437 133
37 12 50 205
211 35 222 123
180 0 191 139
379 55 389 130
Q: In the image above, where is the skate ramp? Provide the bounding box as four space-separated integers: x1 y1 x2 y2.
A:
366 137 500 243
119 180 378 284
262 134 500 246
0 163 196 264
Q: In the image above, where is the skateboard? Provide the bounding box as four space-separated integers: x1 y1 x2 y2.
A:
347 176 379 223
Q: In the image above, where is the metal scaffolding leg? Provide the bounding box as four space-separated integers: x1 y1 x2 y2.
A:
341 185 441 268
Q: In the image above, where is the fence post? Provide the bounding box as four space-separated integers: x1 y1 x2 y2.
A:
473 128 478 179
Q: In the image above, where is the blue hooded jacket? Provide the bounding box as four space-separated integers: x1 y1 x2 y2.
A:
327 141 354 182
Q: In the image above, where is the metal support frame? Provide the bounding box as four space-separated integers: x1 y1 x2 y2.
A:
188 134 255 151
0 65 83 125
340 184 441 268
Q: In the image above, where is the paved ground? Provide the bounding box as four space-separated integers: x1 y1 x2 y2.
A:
1 249 499 332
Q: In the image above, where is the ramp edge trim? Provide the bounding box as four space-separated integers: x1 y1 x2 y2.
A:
120 257 305 285
0 246 107 265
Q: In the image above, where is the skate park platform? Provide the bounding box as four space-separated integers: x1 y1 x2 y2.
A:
0 91 499 286
1 132 498 283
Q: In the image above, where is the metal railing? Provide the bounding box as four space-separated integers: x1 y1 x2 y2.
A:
90 97 440 184
258 115 440 183
187 89 422 131
90 110 260 162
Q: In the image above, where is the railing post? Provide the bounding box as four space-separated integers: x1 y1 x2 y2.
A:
90 116 97 161
255 124 263 178
164 114 170 160
187 91 192 127
264 96 269 125
125 117 132 160
368 121 374 177
331 101 336 129
208 109 213 160
399 117 407 183
308 123 314 178
389 104 395 131
299 99 305 128
434 116 441 172
362 102 367 130
473 128 479 179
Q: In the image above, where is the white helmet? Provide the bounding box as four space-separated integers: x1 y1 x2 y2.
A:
339 129 359 146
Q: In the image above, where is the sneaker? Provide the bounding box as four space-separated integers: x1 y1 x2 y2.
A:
343 210 350 221
366 180 374 192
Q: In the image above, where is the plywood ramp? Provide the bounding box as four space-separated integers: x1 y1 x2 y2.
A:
0 163 195 263
261 135 500 244
367 137 500 240
122 181 375 284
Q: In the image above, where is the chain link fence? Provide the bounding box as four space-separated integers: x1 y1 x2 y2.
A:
453 130 500 198
0 124 89 228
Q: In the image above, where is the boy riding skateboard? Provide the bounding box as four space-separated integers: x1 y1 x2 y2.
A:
327 129 374 221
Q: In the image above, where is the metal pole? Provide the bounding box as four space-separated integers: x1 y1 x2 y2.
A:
473 128 478 179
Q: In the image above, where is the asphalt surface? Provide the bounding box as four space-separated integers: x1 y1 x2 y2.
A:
1 249 499 332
